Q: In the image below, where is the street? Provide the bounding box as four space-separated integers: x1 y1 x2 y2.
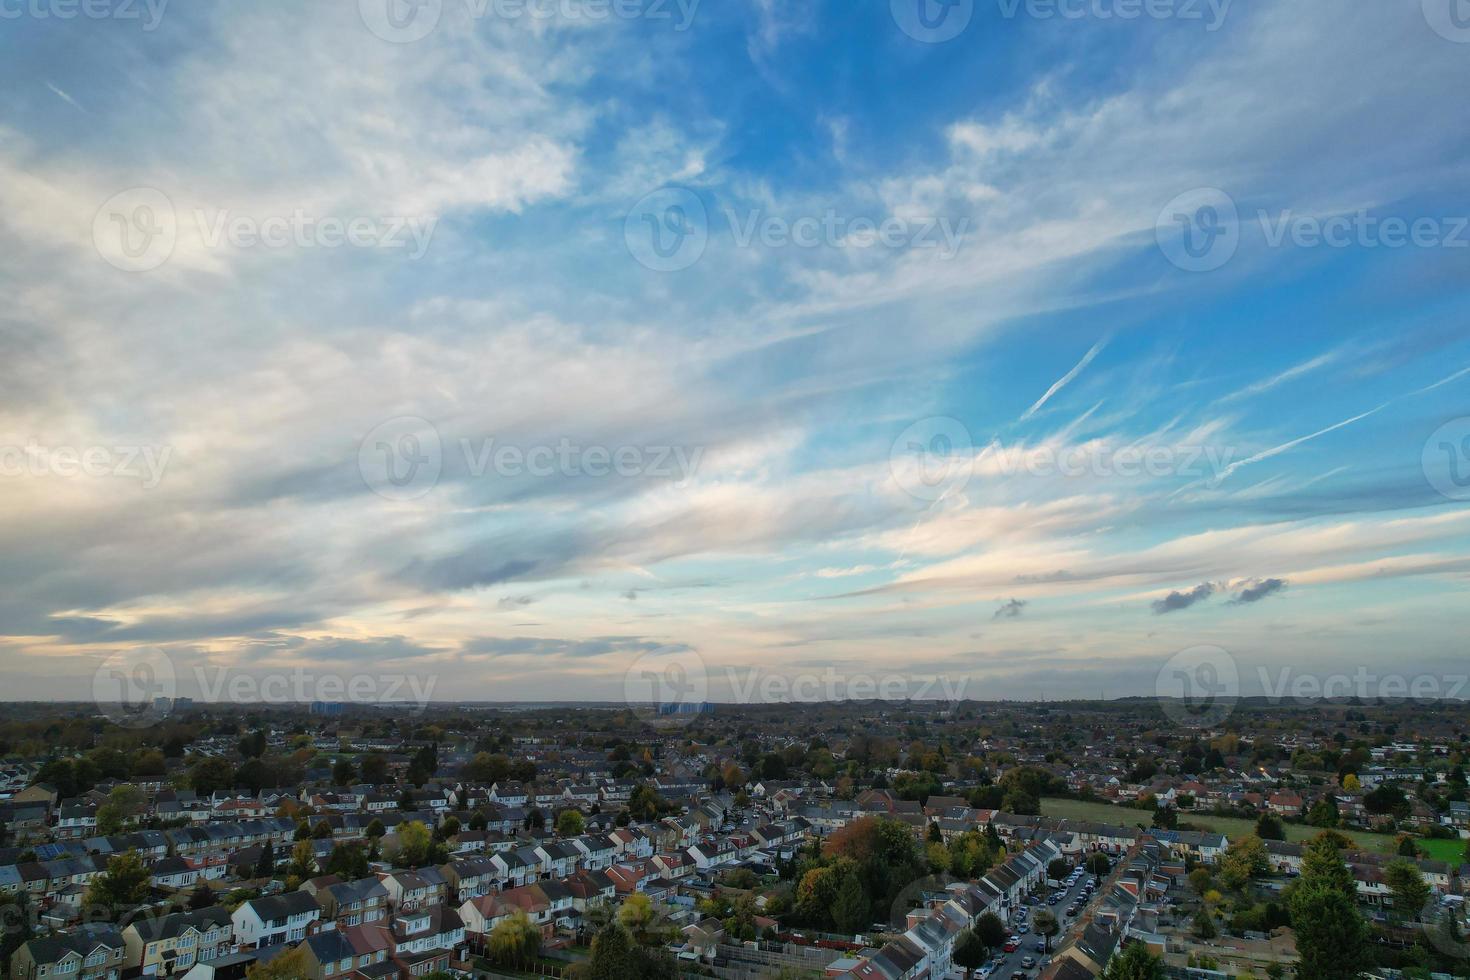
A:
979 866 1104 980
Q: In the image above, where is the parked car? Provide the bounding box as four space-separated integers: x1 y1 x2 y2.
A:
1022 956 1037 968
1004 938 1021 953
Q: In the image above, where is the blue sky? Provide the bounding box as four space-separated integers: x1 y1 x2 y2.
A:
1 0 1469 704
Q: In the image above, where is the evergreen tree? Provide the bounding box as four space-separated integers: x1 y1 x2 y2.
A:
831 873 869 935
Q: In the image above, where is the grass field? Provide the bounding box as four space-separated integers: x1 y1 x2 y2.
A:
1417 837 1469 863
1040 796 1401 855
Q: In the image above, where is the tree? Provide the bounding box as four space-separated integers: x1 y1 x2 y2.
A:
0 892 32 967
1384 859 1430 922
1290 833 1369 980
1192 908 1217 939
331 758 356 784
189 756 235 796
1048 858 1072 882
953 928 989 980
1002 787 1040 815
588 921 639 980
1219 834 1268 890
360 752 388 783
254 840 275 878
96 784 146 836
312 819 333 839
1307 797 1340 828
462 752 512 784
557 809 586 837
1098 941 1165 980
289 839 315 879
1085 853 1112 876
365 818 385 840
832 873 869 935
1396 834 1420 858
1290 882 1369 980
186 882 215 910
326 843 370 880
627 784 665 822
1035 909 1059 952
1299 833 1356 898
1255 813 1285 841
1365 784 1410 819
618 892 656 942
1342 773 1361 791
238 729 267 759
395 820 432 868
85 850 151 919
246 944 311 978
488 908 541 966
975 911 1008 950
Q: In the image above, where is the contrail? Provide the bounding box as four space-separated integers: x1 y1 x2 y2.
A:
1021 338 1107 421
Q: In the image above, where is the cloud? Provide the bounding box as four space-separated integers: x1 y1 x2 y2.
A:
459 636 689 660
994 598 1028 620
1151 583 1216 615
1230 578 1287 605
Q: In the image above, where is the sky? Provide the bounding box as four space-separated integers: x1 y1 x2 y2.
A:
1 0 1469 707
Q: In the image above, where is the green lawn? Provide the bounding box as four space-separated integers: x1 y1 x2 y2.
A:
1417 837 1469 864
1040 797 1400 855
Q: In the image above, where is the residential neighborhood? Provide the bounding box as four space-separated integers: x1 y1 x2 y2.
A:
0 696 1467 979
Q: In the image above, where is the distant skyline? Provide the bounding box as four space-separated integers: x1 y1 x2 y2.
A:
2 1 1469 704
